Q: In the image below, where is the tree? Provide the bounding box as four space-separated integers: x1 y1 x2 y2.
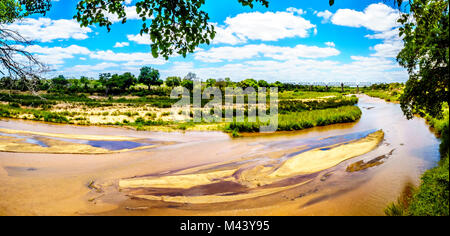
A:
215 78 227 89
68 78 81 93
51 75 68 91
258 80 269 88
224 77 232 87
80 76 90 90
0 76 13 89
270 81 284 91
1 0 51 24
181 78 194 91
99 73 113 95
1 1 51 90
74 0 269 59
138 66 160 91
119 72 137 90
184 72 197 81
165 76 181 87
239 78 258 89
206 78 216 87
397 0 449 119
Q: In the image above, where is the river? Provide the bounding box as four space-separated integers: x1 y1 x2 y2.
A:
0 95 441 216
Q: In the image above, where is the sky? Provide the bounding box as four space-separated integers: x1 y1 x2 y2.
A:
4 0 409 83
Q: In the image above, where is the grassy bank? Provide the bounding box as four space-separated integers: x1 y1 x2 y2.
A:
363 90 401 102
225 105 361 133
393 109 449 216
369 90 449 216
0 90 360 132
278 96 358 114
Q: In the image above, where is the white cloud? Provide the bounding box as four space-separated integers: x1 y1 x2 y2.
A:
370 41 403 58
194 44 340 63
325 42 335 47
286 7 306 15
213 11 316 45
4 18 92 42
212 24 246 45
69 62 120 73
23 45 90 65
127 33 152 45
330 4 403 59
105 6 140 23
366 28 403 58
113 42 130 48
365 28 399 40
162 56 407 83
89 50 167 66
331 3 400 32
316 10 333 23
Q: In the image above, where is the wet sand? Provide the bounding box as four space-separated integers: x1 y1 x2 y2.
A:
0 95 441 216
0 128 158 154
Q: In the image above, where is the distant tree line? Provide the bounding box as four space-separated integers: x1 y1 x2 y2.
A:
1 66 404 96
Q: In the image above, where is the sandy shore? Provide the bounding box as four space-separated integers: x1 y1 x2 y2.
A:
0 127 156 154
118 130 384 204
0 127 140 141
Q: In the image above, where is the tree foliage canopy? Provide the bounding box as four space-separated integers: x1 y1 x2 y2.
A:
74 0 269 59
138 66 160 90
1 0 51 89
0 0 51 23
397 0 449 119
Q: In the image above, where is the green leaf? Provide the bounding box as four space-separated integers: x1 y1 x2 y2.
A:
151 45 158 58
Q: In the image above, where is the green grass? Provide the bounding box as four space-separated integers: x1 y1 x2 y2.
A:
408 153 449 216
0 104 69 123
279 96 358 114
0 92 177 109
385 105 449 216
225 105 362 133
363 90 401 102
278 91 343 99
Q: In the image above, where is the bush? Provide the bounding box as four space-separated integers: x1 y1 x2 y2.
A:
408 154 449 216
278 96 358 114
0 107 11 117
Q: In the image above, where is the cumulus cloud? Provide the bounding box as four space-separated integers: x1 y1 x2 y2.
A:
113 42 130 48
23 45 90 65
330 3 403 59
194 44 340 63
325 42 335 47
213 11 316 45
366 27 403 58
127 33 152 45
331 3 400 32
89 50 167 66
69 62 120 73
286 7 306 15
315 10 333 23
4 18 92 42
162 56 407 83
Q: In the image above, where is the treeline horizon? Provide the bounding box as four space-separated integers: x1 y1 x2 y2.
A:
0 66 405 96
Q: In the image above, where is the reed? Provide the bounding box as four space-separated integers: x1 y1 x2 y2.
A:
225 105 362 133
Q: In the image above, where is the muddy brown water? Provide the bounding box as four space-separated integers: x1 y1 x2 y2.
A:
0 95 440 216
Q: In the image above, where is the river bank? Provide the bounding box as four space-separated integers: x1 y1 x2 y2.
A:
0 95 441 215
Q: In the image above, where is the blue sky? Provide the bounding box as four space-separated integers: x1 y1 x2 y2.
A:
5 0 408 83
